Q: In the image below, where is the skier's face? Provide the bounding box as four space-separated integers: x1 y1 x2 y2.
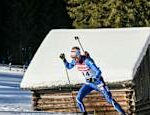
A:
70 48 80 61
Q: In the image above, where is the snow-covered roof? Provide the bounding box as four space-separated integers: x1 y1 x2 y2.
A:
20 28 150 89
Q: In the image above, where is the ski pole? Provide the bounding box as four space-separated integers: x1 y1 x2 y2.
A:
64 67 78 115
75 36 90 57
74 36 85 53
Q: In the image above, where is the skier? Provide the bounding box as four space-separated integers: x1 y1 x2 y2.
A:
60 46 126 115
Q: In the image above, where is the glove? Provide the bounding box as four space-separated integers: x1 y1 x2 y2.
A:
84 51 90 57
89 77 96 83
59 53 65 61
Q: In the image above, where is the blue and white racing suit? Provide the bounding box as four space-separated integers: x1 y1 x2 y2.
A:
63 56 125 114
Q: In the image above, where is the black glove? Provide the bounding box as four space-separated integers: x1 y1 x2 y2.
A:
59 53 65 61
89 77 96 83
84 51 90 57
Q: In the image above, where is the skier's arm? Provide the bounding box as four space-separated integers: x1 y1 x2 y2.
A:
60 53 75 69
64 59 75 69
85 58 101 79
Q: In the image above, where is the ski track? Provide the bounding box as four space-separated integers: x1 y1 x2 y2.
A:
0 70 32 112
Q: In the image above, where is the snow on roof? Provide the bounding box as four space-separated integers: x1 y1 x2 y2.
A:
20 27 150 89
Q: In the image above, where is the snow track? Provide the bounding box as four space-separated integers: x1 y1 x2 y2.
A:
0 71 32 112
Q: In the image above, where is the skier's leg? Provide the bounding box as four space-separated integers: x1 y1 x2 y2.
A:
100 85 126 115
76 84 93 112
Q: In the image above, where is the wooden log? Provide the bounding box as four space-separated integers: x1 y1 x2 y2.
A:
32 89 134 114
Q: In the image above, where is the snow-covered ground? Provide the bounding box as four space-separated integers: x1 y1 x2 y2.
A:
0 65 32 112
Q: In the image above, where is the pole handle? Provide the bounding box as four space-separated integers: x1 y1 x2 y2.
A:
74 36 85 53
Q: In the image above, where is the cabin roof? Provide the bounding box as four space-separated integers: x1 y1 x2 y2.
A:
20 27 150 89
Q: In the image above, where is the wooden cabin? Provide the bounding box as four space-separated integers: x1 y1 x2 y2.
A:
133 41 150 115
21 28 150 114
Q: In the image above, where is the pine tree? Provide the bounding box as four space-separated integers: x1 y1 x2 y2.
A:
65 0 150 28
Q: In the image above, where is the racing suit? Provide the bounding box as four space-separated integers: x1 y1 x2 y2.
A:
63 56 125 114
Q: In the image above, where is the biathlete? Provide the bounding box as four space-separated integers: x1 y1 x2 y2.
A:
60 46 126 115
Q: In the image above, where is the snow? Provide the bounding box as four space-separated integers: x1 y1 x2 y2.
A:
0 68 32 112
20 27 150 89
0 111 84 115
133 34 150 77
0 65 25 75
0 104 32 112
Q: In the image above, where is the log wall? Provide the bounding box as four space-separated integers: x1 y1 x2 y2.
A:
32 89 134 115
133 45 150 115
